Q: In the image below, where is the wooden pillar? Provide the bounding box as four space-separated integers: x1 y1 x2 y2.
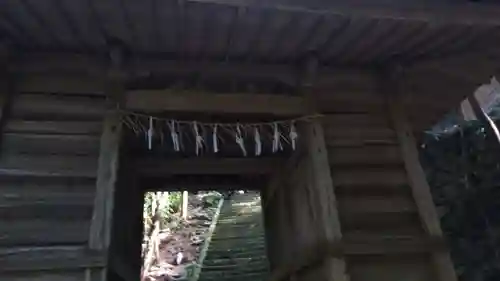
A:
300 57 348 281
0 43 14 153
86 48 125 281
384 66 458 281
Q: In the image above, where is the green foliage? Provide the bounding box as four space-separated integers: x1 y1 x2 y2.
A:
168 192 182 214
422 120 500 281
202 192 222 208
143 192 184 233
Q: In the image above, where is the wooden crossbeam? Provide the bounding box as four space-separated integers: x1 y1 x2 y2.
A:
137 157 282 176
125 89 305 116
188 0 500 25
12 53 295 84
0 246 105 272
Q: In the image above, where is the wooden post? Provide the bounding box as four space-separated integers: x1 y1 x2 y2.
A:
181 190 189 219
0 43 14 155
301 57 348 281
86 48 125 281
384 66 458 281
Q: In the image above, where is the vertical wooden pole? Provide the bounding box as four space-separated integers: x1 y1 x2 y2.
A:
181 190 189 219
0 43 13 155
384 67 458 281
86 48 125 281
301 57 348 281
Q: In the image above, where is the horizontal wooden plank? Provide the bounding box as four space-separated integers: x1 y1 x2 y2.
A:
338 196 417 214
0 246 105 272
0 220 89 246
324 126 396 142
315 69 377 91
335 183 412 196
1 133 100 155
125 90 305 115
13 53 296 85
11 93 106 119
5 120 102 135
321 113 390 128
341 212 422 234
16 74 106 95
0 154 97 178
0 270 87 281
332 167 408 186
0 204 93 220
328 145 402 165
0 178 95 206
340 236 446 256
137 157 282 176
326 138 399 147
348 255 434 281
189 0 500 25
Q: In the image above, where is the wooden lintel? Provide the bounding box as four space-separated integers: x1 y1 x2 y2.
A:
0 246 106 272
126 89 305 116
144 183 246 192
137 157 282 176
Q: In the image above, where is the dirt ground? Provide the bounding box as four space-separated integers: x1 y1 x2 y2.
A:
145 194 221 281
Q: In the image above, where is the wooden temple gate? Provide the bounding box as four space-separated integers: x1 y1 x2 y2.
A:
1 1 500 280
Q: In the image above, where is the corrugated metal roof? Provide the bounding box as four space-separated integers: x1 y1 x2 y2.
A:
1 0 499 65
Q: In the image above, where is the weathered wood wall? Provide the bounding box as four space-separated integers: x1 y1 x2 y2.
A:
262 69 457 281
0 90 107 279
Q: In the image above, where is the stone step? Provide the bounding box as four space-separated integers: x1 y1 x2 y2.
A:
201 262 269 273
208 239 266 249
204 247 266 258
211 234 265 241
199 192 268 281
199 270 268 281
203 256 268 267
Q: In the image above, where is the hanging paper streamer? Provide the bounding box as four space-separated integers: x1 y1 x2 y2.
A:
147 116 153 150
120 110 322 156
235 124 247 156
168 120 180 151
193 121 204 155
213 124 219 153
290 121 298 150
272 122 280 153
254 126 262 156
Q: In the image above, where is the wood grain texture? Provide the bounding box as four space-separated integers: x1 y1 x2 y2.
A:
0 270 87 281
137 157 282 176
0 220 89 246
1 246 105 272
126 89 305 116
385 69 458 281
88 111 122 251
0 154 97 177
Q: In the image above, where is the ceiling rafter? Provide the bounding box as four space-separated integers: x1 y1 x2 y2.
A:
18 0 63 46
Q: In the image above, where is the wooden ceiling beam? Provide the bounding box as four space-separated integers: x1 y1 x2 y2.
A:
11 53 296 84
187 0 500 26
136 157 283 176
125 89 305 116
